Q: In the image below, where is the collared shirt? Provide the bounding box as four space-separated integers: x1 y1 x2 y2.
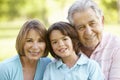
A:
90 32 120 80
0 55 51 80
43 54 104 80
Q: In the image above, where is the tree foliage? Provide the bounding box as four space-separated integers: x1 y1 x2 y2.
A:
0 0 25 21
0 0 119 24
99 0 118 24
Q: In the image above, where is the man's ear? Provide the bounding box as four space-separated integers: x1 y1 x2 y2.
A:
102 16 104 25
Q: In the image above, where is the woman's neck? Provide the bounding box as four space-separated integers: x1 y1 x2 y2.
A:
20 56 38 68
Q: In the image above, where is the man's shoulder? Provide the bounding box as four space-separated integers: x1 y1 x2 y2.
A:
103 32 120 46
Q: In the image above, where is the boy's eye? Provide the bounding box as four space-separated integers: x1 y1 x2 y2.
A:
63 37 68 41
51 41 57 44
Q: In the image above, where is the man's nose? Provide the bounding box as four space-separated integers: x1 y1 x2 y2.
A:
85 25 92 35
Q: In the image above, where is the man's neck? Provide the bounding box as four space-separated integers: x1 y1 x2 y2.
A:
81 46 94 58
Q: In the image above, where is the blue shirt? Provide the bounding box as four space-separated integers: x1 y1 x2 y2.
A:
43 54 104 80
0 55 51 80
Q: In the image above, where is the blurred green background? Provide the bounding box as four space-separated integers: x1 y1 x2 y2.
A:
0 0 120 61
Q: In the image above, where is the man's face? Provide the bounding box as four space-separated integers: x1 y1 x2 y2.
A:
72 8 103 50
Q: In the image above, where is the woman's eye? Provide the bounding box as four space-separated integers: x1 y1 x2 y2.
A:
38 39 44 42
26 39 32 42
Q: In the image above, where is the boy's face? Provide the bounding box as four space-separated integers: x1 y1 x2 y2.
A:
50 30 76 59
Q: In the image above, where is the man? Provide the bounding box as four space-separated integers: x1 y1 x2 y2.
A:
67 0 120 80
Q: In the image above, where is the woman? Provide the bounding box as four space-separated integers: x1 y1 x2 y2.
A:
0 19 51 80
43 21 104 80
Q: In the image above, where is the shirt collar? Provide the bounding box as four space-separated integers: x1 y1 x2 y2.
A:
76 54 89 66
56 59 64 69
56 54 89 69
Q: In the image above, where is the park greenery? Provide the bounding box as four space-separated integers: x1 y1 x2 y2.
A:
0 0 120 61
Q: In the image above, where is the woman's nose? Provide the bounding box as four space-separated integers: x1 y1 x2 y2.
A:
32 42 39 49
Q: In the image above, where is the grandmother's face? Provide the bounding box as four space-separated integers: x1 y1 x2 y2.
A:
24 29 46 60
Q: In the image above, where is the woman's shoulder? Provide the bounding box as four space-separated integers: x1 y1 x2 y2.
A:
40 57 51 62
39 57 52 65
0 55 21 73
0 55 20 66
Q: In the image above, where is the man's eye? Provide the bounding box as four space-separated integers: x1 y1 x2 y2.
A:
90 22 96 27
78 26 85 30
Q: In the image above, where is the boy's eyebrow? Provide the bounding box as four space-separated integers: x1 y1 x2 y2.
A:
51 39 56 42
50 35 67 41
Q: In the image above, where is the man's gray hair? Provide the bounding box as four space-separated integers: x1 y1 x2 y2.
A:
67 0 103 25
